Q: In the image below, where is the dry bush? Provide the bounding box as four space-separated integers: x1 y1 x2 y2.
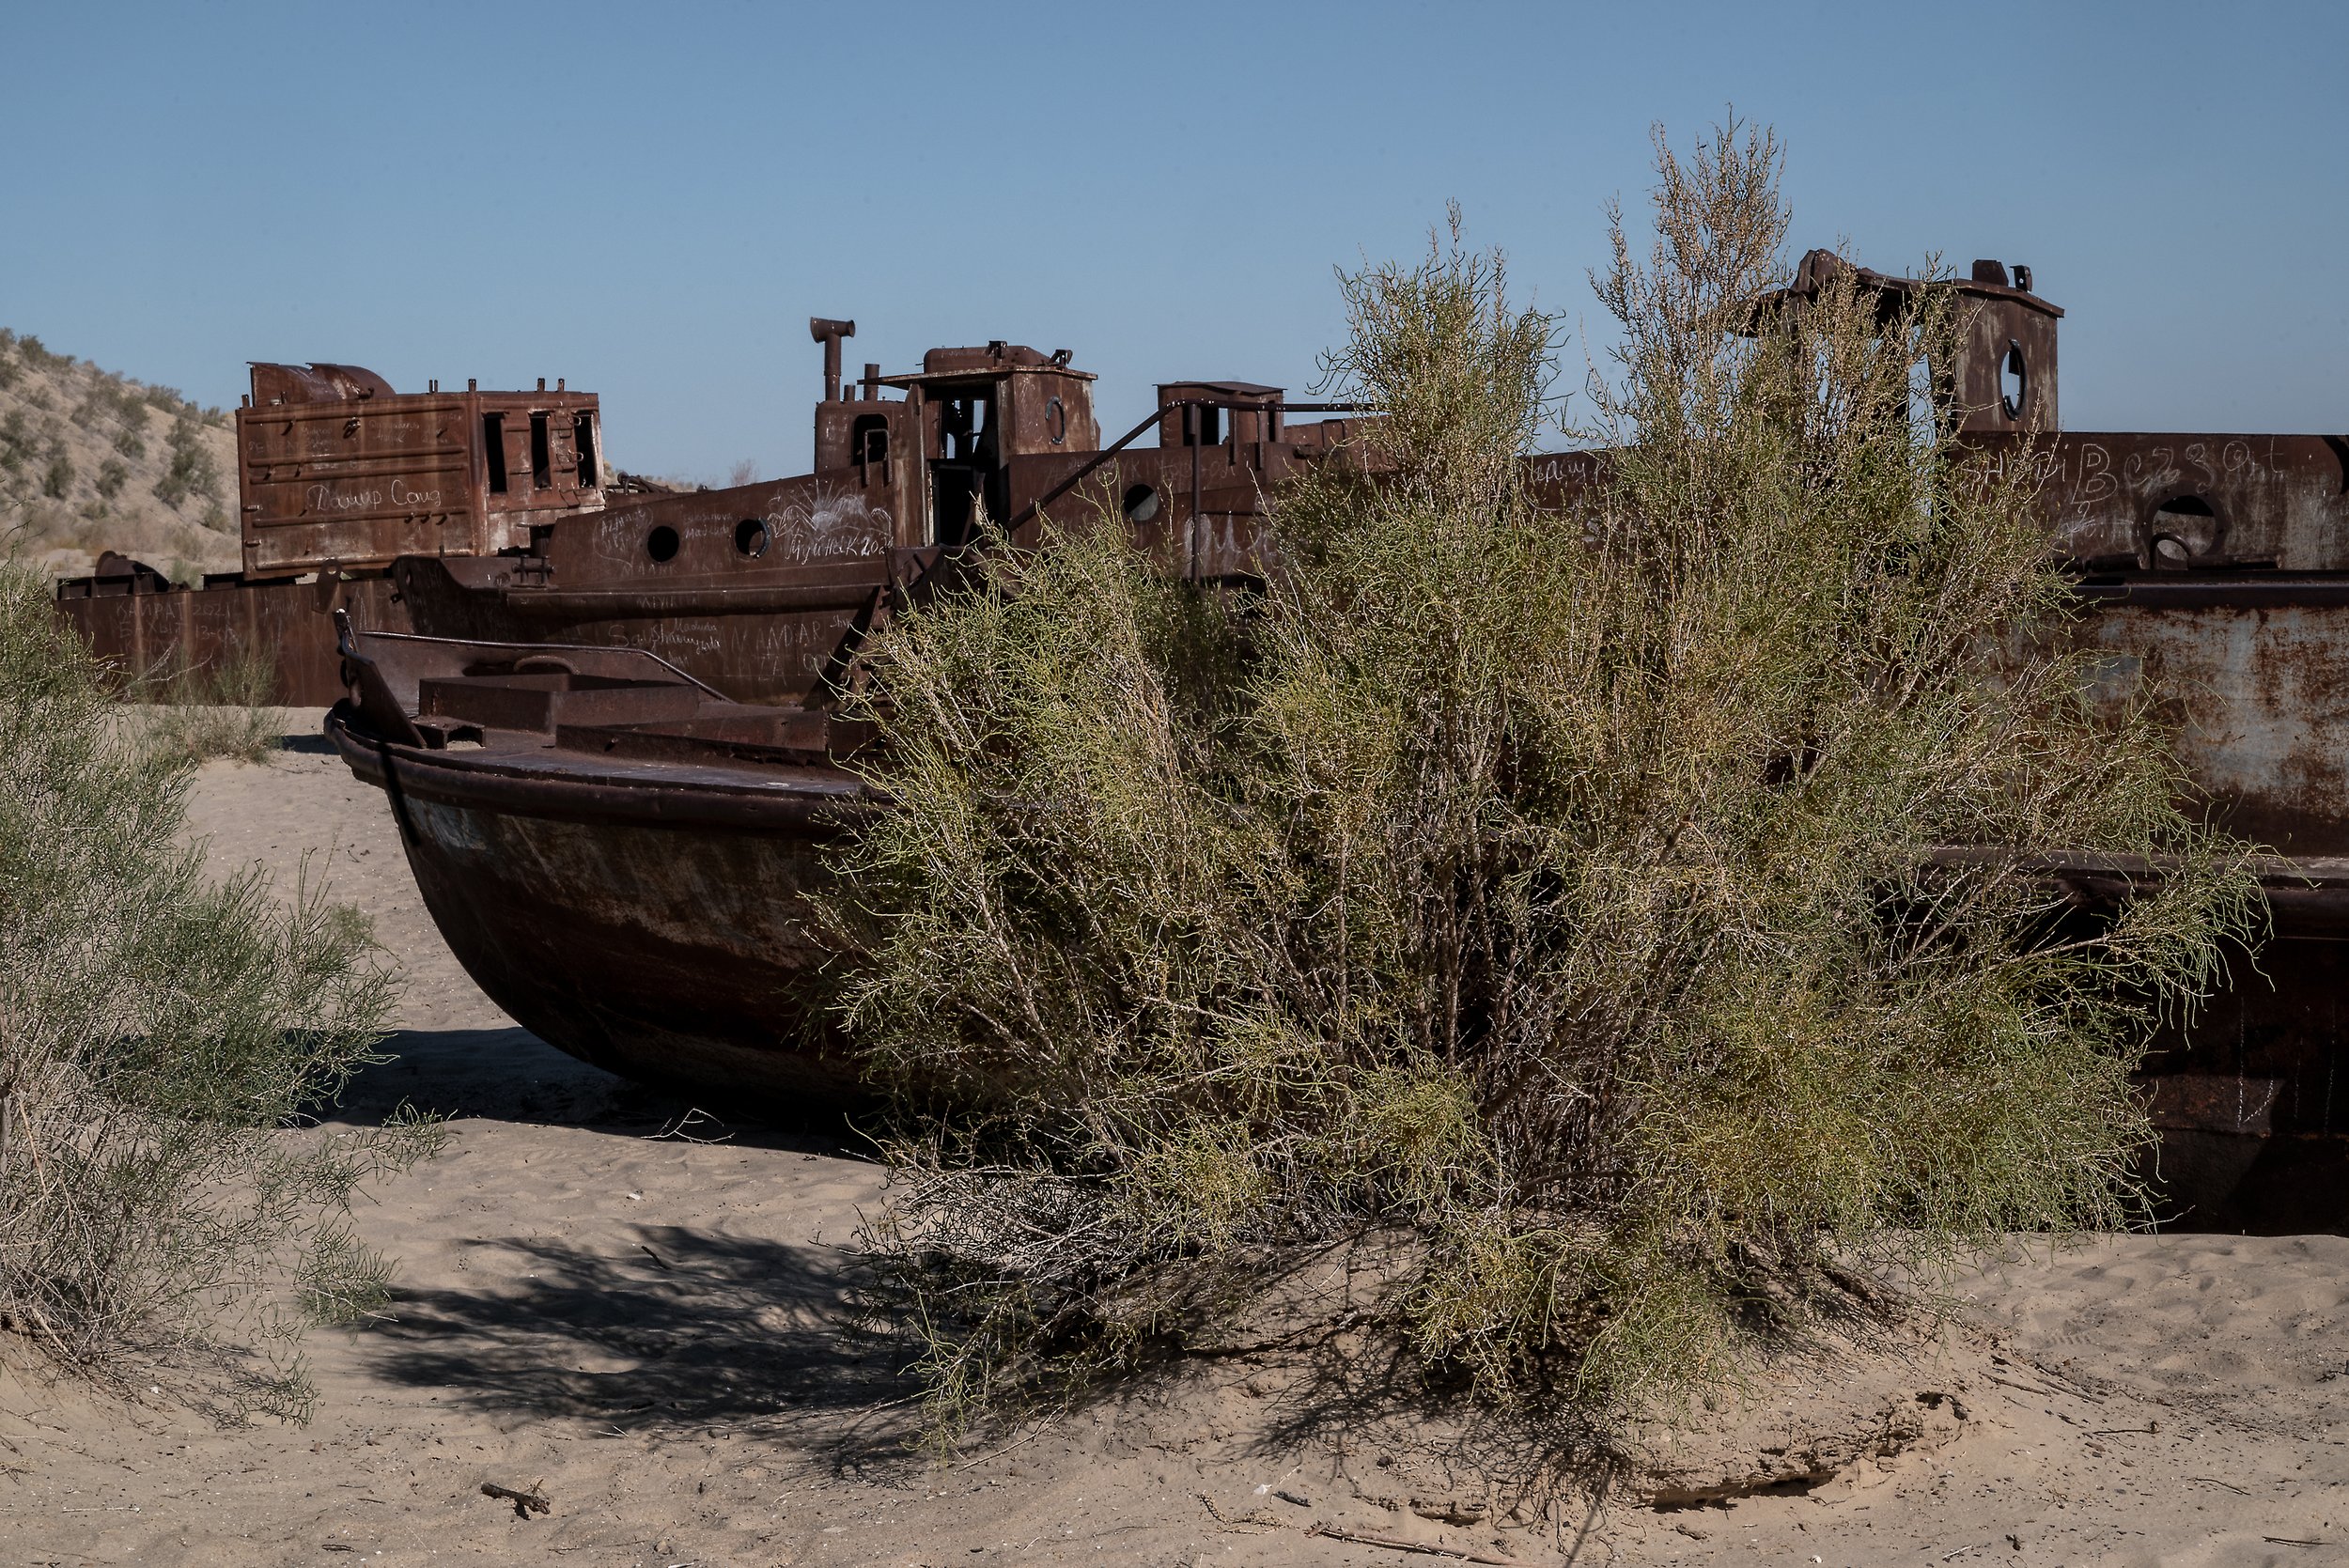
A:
827 124 2258 1436
152 415 222 511
0 411 31 481
0 561 435 1412
128 642 285 767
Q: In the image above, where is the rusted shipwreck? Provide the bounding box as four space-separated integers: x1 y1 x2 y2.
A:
54 362 612 703
329 323 1375 1097
323 289 2349 1222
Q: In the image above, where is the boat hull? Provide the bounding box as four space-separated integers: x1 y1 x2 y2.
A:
328 707 870 1104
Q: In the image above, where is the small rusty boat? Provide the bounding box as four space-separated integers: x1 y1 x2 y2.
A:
326 613 877 1100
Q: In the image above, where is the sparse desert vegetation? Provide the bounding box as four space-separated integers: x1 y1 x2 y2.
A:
130 643 289 767
0 329 239 582
0 561 436 1413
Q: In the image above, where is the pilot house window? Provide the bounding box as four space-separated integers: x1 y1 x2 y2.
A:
483 413 507 494
940 394 995 463
574 411 597 487
529 412 552 489
850 412 889 467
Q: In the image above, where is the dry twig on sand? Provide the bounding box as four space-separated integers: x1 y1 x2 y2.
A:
480 1480 552 1518
1309 1522 1520 1563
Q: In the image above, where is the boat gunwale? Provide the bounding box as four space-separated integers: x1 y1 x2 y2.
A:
325 704 878 834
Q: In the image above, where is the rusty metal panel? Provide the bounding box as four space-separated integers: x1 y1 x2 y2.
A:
2071 582 2349 856
811 398 924 487
236 365 605 576
553 468 917 574
53 571 408 706
1949 264 2060 435
1767 250 2062 433
2145 1073 2281 1137
998 368 1100 458
1983 432 2349 570
238 394 480 572
395 463 924 705
476 389 605 544
248 363 395 404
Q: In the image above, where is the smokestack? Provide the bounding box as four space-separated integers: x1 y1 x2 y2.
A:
809 318 856 403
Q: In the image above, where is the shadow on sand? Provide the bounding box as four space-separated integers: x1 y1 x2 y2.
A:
323 1025 913 1457
355 1225 915 1455
325 1025 868 1150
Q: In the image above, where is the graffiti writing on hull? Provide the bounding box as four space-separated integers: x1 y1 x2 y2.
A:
766 485 890 565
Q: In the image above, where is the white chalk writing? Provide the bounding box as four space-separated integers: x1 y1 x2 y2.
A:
769 483 891 564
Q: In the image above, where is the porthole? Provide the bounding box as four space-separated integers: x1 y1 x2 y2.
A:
1999 340 2028 421
1122 483 1161 524
2147 495 2219 569
735 518 770 557
646 524 680 562
1045 396 1067 445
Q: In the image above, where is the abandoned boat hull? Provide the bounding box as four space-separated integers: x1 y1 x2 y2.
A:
326 703 873 1104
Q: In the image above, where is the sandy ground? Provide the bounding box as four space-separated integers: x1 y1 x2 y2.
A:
4 715 2347 1566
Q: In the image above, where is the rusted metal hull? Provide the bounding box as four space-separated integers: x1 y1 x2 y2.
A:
326 624 874 1104
2139 937 2349 1232
332 718 865 1101
2074 579 2349 863
1995 433 2349 572
54 570 409 705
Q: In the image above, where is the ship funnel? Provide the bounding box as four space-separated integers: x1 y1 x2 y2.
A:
809 318 856 403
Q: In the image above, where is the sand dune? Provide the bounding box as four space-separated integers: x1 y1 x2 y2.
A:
3 722 2343 1565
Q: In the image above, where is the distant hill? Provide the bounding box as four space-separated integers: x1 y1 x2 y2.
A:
0 329 241 582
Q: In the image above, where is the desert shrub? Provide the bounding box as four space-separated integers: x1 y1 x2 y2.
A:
152 415 222 510
829 124 2259 1433
132 642 285 766
39 449 73 501
94 458 129 500
0 411 30 477
0 561 431 1406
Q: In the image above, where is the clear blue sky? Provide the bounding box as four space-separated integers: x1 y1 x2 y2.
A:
3 2 2341 480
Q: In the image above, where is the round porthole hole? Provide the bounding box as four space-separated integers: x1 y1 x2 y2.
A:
1999 340 2028 421
735 518 770 557
646 525 680 563
1122 484 1161 524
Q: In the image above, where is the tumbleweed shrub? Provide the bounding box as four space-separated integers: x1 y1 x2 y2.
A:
0 559 431 1412
829 129 2261 1435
